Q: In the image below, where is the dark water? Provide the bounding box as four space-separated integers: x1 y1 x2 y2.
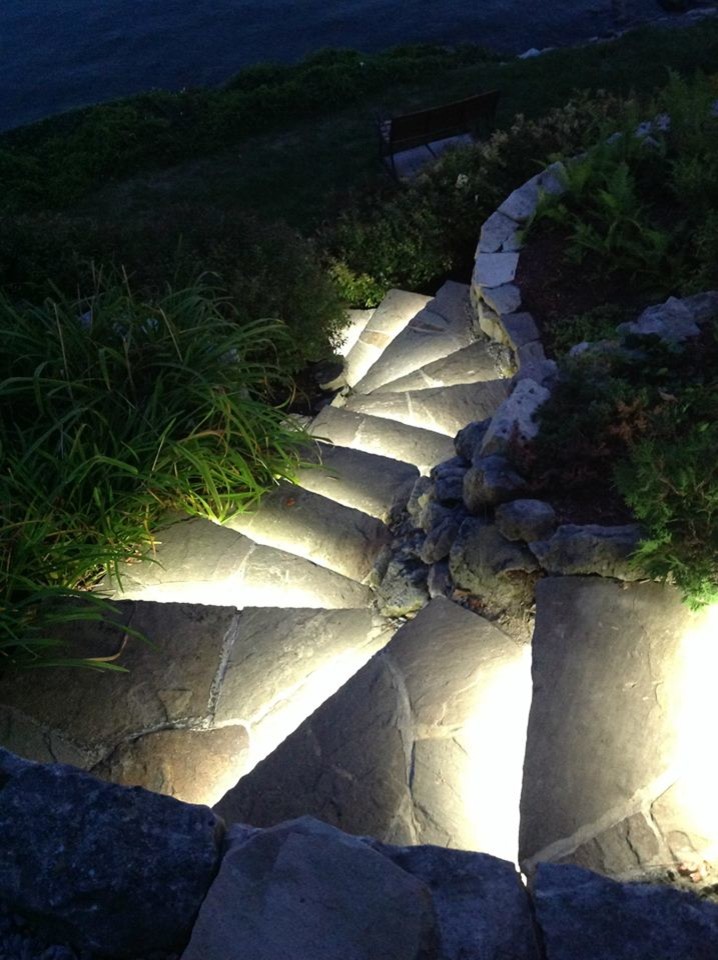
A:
0 0 681 132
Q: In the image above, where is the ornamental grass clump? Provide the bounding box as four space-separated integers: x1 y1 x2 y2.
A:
0 277 308 670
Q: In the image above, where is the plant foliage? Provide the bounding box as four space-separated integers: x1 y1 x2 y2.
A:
0 278 308 670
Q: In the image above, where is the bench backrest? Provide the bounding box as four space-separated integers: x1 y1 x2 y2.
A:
387 91 500 153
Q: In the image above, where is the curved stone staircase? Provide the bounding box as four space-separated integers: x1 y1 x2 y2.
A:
0 279 516 828
3 174 718 959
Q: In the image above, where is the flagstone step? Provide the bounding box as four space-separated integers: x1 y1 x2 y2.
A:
295 442 418 521
0 602 394 808
336 309 374 359
309 406 455 476
351 281 474 395
343 289 432 388
224 483 389 584
345 380 511 438
373 340 507 393
99 517 371 609
214 596 532 859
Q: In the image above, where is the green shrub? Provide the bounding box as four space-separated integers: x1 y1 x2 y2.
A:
0 278 308 670
546 303 632 356
0 207 347 371
324 90 637 304
617 386 718 607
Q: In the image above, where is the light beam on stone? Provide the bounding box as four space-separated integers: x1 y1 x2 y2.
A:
674 602 718 868
459 645 532 862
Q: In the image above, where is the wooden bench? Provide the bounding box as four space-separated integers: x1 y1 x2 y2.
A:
377 90 500 177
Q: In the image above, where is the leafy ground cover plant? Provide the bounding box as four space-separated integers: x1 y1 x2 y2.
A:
0 278 308 670
519 72 718 352
521 314 718 606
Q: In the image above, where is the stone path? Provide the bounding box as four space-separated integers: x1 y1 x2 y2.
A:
0 281 511 815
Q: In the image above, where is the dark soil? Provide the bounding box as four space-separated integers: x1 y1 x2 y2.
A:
512 227 651 525
515 226 651 356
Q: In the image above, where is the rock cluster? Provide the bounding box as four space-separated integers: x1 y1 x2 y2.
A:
1 746 717 960
374 142 718 630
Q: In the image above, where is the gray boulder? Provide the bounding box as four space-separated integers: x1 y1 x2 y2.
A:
376 552 429 617
421 499 458 535
454 420 490 462
480 379 551 457
0 749 222 958
463 455 526 510
681 290 718 323
472 252 520 288
477 209 524 254
534 862 718 960
499 312 540 350
529 524 643 579
407 475 435 529
496 500 557 543
513 342 558 388
369 843 541 960
449 520 540 611
420 513 465 564
618 296 701 344
431 457 468 503
480 283 522 318
181 817 439 960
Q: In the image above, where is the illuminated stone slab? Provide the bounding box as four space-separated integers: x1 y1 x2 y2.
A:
225 482 390 583
345 379 509 438
309 406 455 476
100 516 372 609
352 282 474 395
520 577 718 883
0 602 393 808
343 289 431 388
372 339 510 393
214 597 532 861
294 442 418 521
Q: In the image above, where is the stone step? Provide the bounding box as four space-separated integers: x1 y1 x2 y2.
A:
214 596 532 861
309 406 455 476
224 482 389 584
336 308 374 359
99 517 371 609
352 281 474 395
345 379 510 438
295 442 419 521
343 289 432 388
0 601 394 809
373 339 507 393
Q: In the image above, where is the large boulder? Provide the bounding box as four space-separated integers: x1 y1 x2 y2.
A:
495 499 557 543
618 296 701 344
369 843 541 960
528 524 643 579
533 862 718 959
449 520 540 611
181 817 439 960
463 455 526 510
0 750 223 957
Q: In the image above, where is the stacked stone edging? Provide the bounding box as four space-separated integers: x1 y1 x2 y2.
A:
392 153 718 630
